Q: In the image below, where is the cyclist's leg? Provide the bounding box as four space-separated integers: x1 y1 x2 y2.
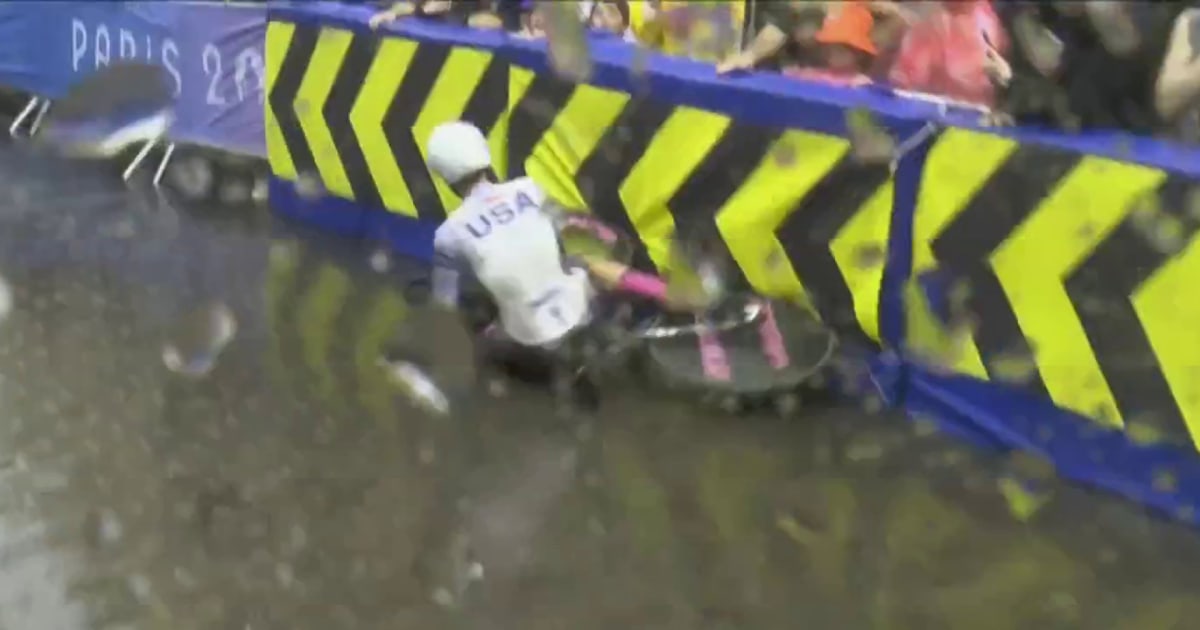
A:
576 254 667 300
576 254 707 312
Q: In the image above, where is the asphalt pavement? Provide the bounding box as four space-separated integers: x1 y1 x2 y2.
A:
0 145 1197 629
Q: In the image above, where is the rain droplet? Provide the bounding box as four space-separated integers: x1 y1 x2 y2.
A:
162 302 237 378
772 141 797 167
852 243 886 268
544 2 592 82
0 275 13 324
294 171 324 200
251 175 269 205
127 574 152 602
288 524 308 551
989 349 1039 385
431 587 454 607
382 359 450 416
631 45 651 81
369 249 391 273
466 562 484 581
83 508 123 546
1152 468 1178 493
275 563 296 588
1148 215 1186 254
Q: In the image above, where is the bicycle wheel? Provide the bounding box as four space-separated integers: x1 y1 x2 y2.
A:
641 295 837 407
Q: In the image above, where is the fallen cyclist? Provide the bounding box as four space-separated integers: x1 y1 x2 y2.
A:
419 120 706 410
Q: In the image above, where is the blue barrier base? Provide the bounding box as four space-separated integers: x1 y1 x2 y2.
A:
268 178 436 261
902 363 1200 524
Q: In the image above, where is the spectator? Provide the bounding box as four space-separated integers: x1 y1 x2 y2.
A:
513 1 552 38
630 1 745 63
718 2 905 77
996 1 1189 135
785 2 878 86
1157 9 1200 138
888 0 1009 108
587 0 635 41
369 0 503 29
717 2 827 74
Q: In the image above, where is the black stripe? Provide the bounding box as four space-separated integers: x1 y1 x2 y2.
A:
324 33 381 209
930 145 1080 396
460 55 509 138
573 95 674 272
966 265 1049 398
268 23 319 176
1065 175 1196 443
775 156 890 347
933 145 1082 263
383 43 451 221
506 72 576 179
665 121 776 290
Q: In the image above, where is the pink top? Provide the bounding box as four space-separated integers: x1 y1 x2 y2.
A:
888 1 1008 107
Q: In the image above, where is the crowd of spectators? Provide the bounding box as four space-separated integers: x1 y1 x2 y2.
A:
366 0 1200 143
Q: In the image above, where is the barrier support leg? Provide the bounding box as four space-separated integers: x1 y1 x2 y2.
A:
9 97 39 137
29 100 51 136
152 143 175 188
123 138 159 182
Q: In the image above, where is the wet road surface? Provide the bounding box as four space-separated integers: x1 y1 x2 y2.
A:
0 146 1199 629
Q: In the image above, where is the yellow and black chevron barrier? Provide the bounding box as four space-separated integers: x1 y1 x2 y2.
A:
507 68 892 347
266 19 892 346
266 21 510 223
910 128 1200 450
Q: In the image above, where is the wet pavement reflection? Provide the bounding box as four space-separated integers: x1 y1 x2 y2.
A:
0 146 1199 629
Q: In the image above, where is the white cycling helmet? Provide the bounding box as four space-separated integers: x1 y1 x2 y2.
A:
426 121 491 185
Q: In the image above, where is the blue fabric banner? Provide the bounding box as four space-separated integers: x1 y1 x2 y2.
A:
0 1 266 157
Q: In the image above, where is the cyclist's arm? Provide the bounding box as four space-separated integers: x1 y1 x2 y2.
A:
431 228 465 310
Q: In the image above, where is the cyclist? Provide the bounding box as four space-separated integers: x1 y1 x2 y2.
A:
424 121 698 401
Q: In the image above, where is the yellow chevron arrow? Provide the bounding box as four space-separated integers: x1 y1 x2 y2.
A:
715 130 847 309
412 47 495 214
264 21 297 180
350 37 419 217
293 28 354 200
1134 231 1200 447
912 130 1017 379
524 82 627 211
620 106 731 271
990 156 1165 426
830 170 893 343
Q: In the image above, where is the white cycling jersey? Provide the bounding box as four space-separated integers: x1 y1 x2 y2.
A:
432 177 593 347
